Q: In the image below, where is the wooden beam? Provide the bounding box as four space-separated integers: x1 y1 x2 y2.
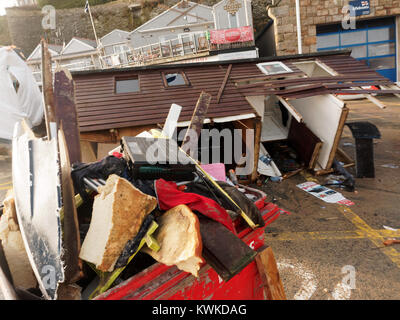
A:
216 64 232 104
54 68 82 164
277 96 303 123
251 117 262 183
58 127 82 284
181 91 212 155
41 39 56 139
255 247 286 300
326 107 350 170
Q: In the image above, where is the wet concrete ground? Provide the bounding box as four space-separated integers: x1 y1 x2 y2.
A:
261 96 400 300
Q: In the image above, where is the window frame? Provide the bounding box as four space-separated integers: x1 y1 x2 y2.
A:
256 61 294 76
316 22 396 67
114 75 141 95
161 71 191 88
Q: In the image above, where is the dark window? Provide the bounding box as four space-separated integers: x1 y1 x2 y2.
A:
115 77 140 93
162 72 189 87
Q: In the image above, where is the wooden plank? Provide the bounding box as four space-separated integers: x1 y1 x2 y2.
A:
326 107 350 170
288 120 322 169
216 64 232 104
309 141 323 170
251 117 262 183
255 247 286 300
41 39 56 139
277 96 303 123
181 91 212 155
58 127 82 284
54 68 82 164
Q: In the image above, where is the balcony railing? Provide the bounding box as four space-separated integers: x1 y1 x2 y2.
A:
31 60 96 86
101 33 211 68
100 28 255 69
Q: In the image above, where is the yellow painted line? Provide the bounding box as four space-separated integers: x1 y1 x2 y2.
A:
265 229 399 242
0 186 12 191
0 181 12 187
338 206 400 268
281 168 400 267
266 230 364 241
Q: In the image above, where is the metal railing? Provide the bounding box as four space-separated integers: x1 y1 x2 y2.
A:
100 33 211 68
31 60 97 85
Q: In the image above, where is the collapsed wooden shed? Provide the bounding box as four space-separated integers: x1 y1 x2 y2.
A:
71 50 400 176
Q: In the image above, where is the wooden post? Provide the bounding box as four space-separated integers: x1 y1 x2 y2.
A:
41 39 56 139
181 91 212 155
255 247 286 300
53 68 82 164
216 64 232 104
58 127 82 284
251 117 262 183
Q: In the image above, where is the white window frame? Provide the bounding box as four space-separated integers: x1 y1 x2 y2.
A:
227 12 240 29
256 61 294 76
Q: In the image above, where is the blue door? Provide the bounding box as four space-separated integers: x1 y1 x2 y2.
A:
316 18 397 82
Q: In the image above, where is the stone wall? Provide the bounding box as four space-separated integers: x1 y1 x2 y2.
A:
5 0 136 57
0 16 11 46
268 0 400 55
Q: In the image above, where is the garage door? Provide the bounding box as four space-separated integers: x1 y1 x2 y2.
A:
317 17 397 82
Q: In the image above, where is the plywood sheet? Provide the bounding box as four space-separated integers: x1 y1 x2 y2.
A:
288 95 345 170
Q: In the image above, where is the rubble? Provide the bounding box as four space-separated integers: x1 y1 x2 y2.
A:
143 205 203 278
79 174 157 272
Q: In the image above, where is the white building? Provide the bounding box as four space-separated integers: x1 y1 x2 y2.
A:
100 0 257 68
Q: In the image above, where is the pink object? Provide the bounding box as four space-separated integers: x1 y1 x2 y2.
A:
200 163 227 181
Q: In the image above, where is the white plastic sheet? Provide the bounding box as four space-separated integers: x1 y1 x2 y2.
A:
0 48 44 140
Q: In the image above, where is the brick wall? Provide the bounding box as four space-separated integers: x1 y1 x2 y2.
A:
268 0 400 55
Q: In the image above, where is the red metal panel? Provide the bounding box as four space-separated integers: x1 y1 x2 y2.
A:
95 203 289 300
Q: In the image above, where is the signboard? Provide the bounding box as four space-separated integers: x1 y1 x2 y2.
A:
209 26 254 45
349 0 370 16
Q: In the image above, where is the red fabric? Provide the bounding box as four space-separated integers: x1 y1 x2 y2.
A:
155 179 236 233
112 152 123 159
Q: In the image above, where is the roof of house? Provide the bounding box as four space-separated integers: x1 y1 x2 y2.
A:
72 37 97 49
27 43 63 61
128 0 213 36
71 50 399 133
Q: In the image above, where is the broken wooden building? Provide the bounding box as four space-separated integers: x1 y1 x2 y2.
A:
70 50 400 180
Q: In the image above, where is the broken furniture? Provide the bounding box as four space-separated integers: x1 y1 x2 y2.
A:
345 122 381 178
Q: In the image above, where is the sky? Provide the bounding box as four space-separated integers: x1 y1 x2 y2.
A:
0 0 16 16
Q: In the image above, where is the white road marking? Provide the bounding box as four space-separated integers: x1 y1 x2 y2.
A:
277 259 317 300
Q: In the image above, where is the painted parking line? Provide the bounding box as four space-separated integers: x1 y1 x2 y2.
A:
268 170 400 269
266 228 400 241
0 181 12 187
338 206 400 269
